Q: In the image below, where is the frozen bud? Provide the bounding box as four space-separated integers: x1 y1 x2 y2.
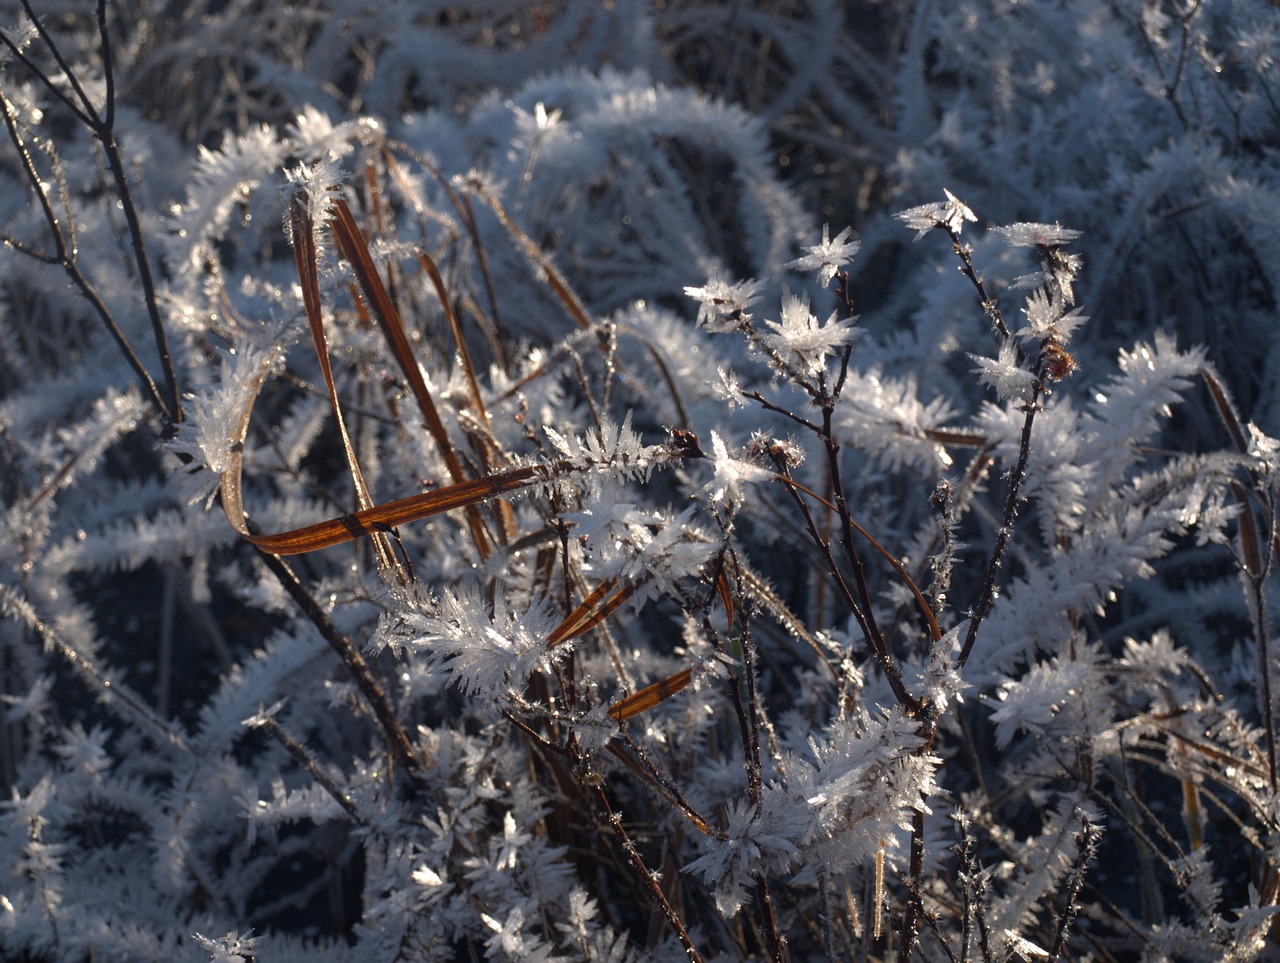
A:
931 480 953 511
666 427 705 458
749 432 804 469
1040 341 1077 382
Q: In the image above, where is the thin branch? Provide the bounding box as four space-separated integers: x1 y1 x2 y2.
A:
253 546 426 791
588 782 706 962
0 88 170 418
0 2 181 428
956 388 1043 670
1046 813 1102 963
256 712 365 824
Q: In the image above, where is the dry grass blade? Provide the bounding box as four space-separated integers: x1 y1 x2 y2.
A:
289 192 402 578
244 465 541 555
922 427 988 447
610 321 691 427
327 195 495 559
609 667 694 722
211 327 542 553
414 248 487 423
847 513 941 644
736 563 841 686
468 178 594 330
1181 774 1203 851
457 190 508 363
604 740 722 837
327 195 496 553
415 244 518 543
716 570 735 633
1202 366 1249 454
1233 480 1265 579
547 578 635 648
380 142 512 367
1230 479 1278 789
1206 365 1280 577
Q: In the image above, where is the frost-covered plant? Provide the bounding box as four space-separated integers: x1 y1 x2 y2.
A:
2 2 1280 963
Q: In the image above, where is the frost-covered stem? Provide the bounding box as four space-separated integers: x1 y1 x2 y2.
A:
927 481 958 614
949 232 1011 341
0 584 189 753
833 275 858 361
610 734 727 840
738 611 765 805
0 88 171 420
0 3 181 429
952 228 1077 671
742 389 822 433
823 430 885 652
897 808 927 963
588 783 705 962
920 905 960 963
819 873 839 963
1205 371 1280 789
91 0 181 429
734 605 788 960
772 467 859 625
1250 581 1278 791
5 6 94 126
1163 0 1204 126
258 714 364 824
1045 813 1101 963
726 635 786 954
600 320 618 410
755 873 788 963
818 404 921 713
957 819 976 963
254 548 425 789
26 808 63 956
773 462 915 710
957 389 1042 669
1235 484 1279 789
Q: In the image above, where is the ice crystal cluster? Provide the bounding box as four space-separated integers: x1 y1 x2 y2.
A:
1 1 1279 961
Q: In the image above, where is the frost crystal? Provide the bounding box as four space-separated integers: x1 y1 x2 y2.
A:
1248 423 1280 472
786 223 860 286
544 411 663 480
971 341 1037 402
395 585 564 699
167 341 286 507
704 431 772 504
193 930 256 963
710 365 747 408
895 188 977 239
683 276 765 331
993 222 1082 248
1017 290 1087 345
762 288 860 377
